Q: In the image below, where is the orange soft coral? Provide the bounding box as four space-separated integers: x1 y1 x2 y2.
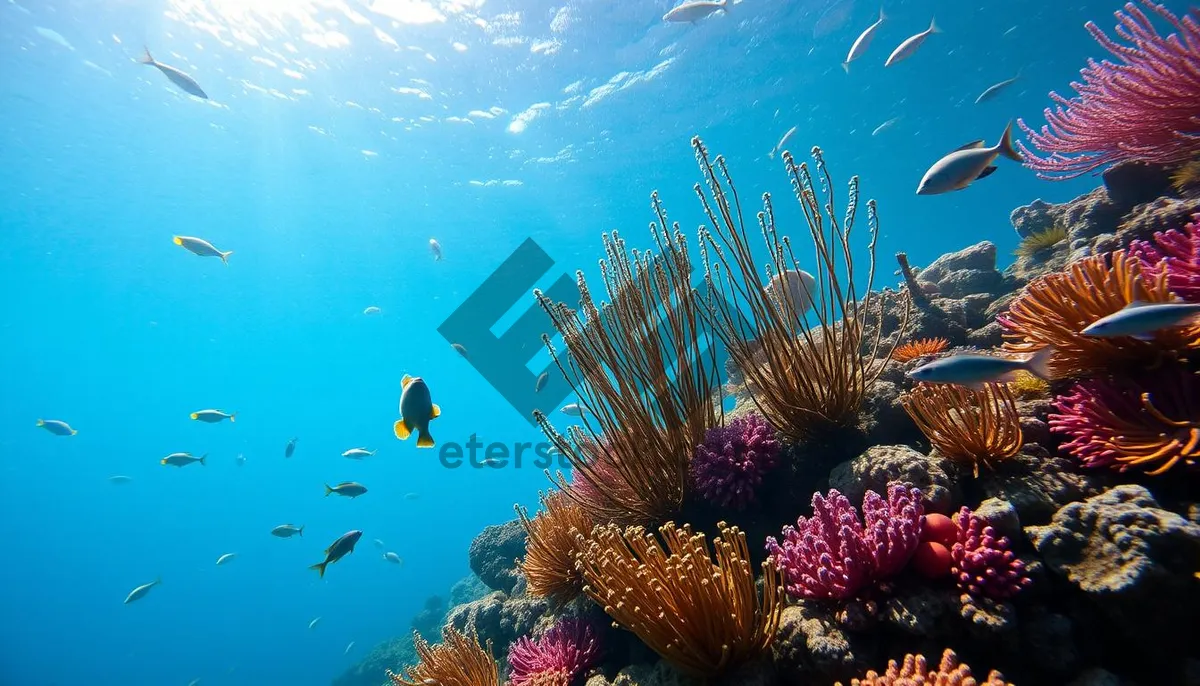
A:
901 383 1023 477
387 627 499 686
837 648 1012 686
516 490 595 604
893 337 950 363
997 250 1200 379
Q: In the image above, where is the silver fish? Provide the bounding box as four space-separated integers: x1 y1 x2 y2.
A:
975 73 1020 104
885 17 940 67
384 552 403 565
174 236 232 264
768 125 797 160
324 481 368 498
535 370 550 393
341 448 375 460
916 121 1022 195
872 117 900 136
271 524 304 538
190 409 235 423
429 238 443 261
663 0 728 23
907 348 1053 389
36 419 76 436
309 616 322 630
560 403 589 417
363 306 382 316
1081 301 1200 340
108 475 133 484
766 268 818 317
843 7 886 73
161 452 206 467
139 47 207 98
124 577 161 604
216 553 236 566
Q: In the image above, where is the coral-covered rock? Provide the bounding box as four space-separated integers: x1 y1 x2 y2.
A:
446 590 550 656
915 241 1006 300
829 445 963 514
1102 160 1173 209
1022 609 1080 679
1117 196 1200 243
772 604 872 683
451 574 491 606
411 594 447 641
469 520 527 593
957 593 1017 639
1026 485 1200 664
1010 198 1058 239
880 585 957 637
972 498 1021 541
975 453 1111 525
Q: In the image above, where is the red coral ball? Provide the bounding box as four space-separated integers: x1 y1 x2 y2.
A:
911 541 953 579
921 513 959 547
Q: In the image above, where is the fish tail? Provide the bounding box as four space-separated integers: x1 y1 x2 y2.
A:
841 61 850 74
878 6 886 21
928 16 940 34
173 236 184 246
416 428 435 449
309 561 327 578
324 484 334 497
70 429 78 435
1024 347 1055 380
36 419 44 427
199 454 208 466
299 526 304 537
220 250 233 265
229 412 236 423
190 412 199 420
139 47 154 65
996 121 1022 162
156 576 163 586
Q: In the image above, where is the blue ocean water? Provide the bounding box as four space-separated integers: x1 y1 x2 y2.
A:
0 1 1173 684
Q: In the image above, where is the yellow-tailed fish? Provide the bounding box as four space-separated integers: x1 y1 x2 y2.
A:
190 409 235 423
173 236 232 265
309 530 362 578
394 375 439 448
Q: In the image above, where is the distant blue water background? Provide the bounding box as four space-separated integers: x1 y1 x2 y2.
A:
0 0 1174 684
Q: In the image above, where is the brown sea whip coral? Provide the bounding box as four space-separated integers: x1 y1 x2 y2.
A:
1017 1 1200 179
1049 367 1200 475
575 521 781 677
901 383 1023 477
387 627 500 686
695 139 907 441
998 249 1200 378
516 490 595 603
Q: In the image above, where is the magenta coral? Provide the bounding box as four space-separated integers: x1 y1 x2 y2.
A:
691 413 781 510
1129 213 1200 302
1017 1 1200 179
507 618 601 686
950 507 1031 600
1049 368 1200 475
765 482 923 600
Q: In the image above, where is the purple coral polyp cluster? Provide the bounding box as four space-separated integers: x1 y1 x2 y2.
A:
765 482 923 600
1130 213 1200 302
691 413 781 510
950 507 1030 600
507 618 601 686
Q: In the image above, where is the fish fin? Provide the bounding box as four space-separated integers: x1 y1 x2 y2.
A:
139 47 154 65
430 404 441 419
416 429 435 449
70 429 78 435
996 120 1021 162
928 16 940 34
220 250 233 266
190 412 199 420
229 412 236 423
975 165 999 180
173 236 184 246
401 374 414 388
298 526 304 537
393 419 412 440
324 484 334 497
36 419 44 426
952 139 986 153
840 62 850 74
878 6 886 22
1024 347 1055 380
160 458 169 465
199 454 207 466
309 562 327 578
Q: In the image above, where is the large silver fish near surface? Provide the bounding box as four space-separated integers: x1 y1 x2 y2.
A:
139 48 208 99
663 0 728 23
916 122 1022 195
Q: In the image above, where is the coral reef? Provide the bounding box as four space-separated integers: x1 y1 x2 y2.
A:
1129 211 1200 301
1049 367 1200 474
576 521 780 676
470 521 528 594
766 483 922 600
387 627 499 686
950 507 1031 600
690 413 781 510
508 618 601 686
892 337 949 363
901 383 1023 476
517 490 595 603
1017 1 1200 178
836 648 1011 686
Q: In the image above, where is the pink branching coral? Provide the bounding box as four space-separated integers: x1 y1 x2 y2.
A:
950 507 1031 600
766 482 923 600
1129 213 1200 302
1017 1 1200 179
690 413 781 510
507 618 601 686
1049 368 1200 475
836 648 1012 686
